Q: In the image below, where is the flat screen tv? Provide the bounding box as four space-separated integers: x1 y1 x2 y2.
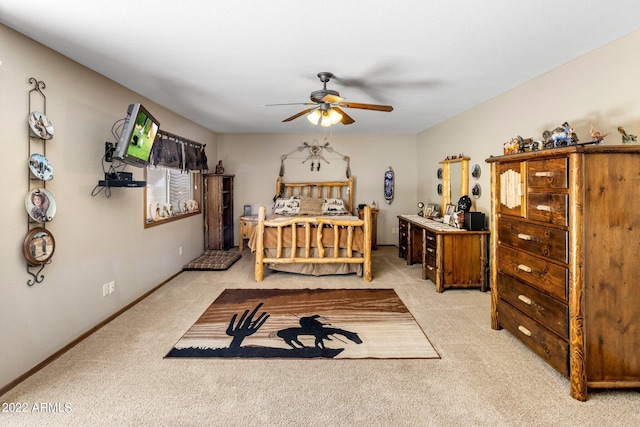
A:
113 103 160 168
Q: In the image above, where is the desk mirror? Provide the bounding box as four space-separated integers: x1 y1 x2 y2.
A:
439 157 469 210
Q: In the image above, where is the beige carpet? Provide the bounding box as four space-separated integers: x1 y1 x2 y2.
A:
167 288 439 359
1 246 639 426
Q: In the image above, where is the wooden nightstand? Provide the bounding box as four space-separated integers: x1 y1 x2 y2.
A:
239 215 258 251
357 207 378 249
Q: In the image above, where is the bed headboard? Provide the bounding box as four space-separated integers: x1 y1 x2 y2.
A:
275 176 355 214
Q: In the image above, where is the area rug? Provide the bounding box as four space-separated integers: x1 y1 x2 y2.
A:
182 249 241 271
166 288 439 359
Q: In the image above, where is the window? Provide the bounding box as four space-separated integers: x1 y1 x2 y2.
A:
144 167 202 227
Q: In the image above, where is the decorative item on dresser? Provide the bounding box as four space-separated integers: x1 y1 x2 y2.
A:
486 145 640 401
204 174 234 250
397 215 489 292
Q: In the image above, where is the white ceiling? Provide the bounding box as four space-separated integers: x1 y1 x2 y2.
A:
3 1 640 134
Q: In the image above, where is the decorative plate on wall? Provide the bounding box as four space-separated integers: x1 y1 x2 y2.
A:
28 153 54 181
437 168 443 180
384 167 394 204
472 183 482 199
28 111 54 140
25 188 56 223
22 227 55 266
471 164 481 179
437 183 442 195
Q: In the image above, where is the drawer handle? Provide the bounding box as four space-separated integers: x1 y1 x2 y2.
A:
518 325 532 336
426 248 435 254
517 294 533 305
426 236 435 241
534 171 554 177
427 265 434 271
536 204 551 212
517 264 533 273
517 233 532 241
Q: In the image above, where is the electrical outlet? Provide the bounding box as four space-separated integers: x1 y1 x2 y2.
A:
391 227 398 234
102 283 109 297
179 247 183 256
109 281 115 294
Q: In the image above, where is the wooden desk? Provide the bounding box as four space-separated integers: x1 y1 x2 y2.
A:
398 215 489 292
239 215 258 251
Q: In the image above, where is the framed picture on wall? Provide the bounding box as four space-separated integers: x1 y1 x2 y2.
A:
243 204 252 216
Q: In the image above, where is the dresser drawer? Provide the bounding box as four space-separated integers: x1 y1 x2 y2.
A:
498 272 568 338
424 230 436 249
527 157 568 189
497 245 568 301
498 299 569 377
424 255 436 283
527 193 568 226
424 244 436 258
498 218 568 263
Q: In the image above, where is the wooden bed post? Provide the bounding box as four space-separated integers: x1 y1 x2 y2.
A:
362 205 373 282
254 206 266 281
348 176 355 214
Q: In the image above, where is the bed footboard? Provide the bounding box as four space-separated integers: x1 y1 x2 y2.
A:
254 206 372 282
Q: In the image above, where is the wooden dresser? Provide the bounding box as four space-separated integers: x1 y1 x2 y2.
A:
398 215 489 292
204 174 234 250
486 146 640 401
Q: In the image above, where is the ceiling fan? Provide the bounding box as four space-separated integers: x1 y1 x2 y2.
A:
267 72 394 126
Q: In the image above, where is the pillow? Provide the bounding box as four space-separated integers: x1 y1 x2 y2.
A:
273 197 300 215
322 197 348 215
298 196 324 215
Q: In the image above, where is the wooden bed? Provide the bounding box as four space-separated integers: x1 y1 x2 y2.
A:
250 177 372 282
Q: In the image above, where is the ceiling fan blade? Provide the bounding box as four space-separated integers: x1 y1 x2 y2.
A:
333 107 355 125
282 109 312 122
337 101 393 112
264 102 315 107
321 94 344 104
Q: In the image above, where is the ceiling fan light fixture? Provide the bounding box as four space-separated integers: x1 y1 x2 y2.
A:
308 108 342 127
306 109 322 125
327 108 343 124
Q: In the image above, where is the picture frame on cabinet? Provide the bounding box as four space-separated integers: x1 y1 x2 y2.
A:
444 203 456 217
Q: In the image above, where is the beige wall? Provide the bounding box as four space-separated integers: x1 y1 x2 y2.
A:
417 29 640 221
0 25 217 390
217 133 417 245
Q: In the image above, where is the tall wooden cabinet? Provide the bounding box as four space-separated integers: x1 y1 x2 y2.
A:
204 174 234 250
487 146 640 401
